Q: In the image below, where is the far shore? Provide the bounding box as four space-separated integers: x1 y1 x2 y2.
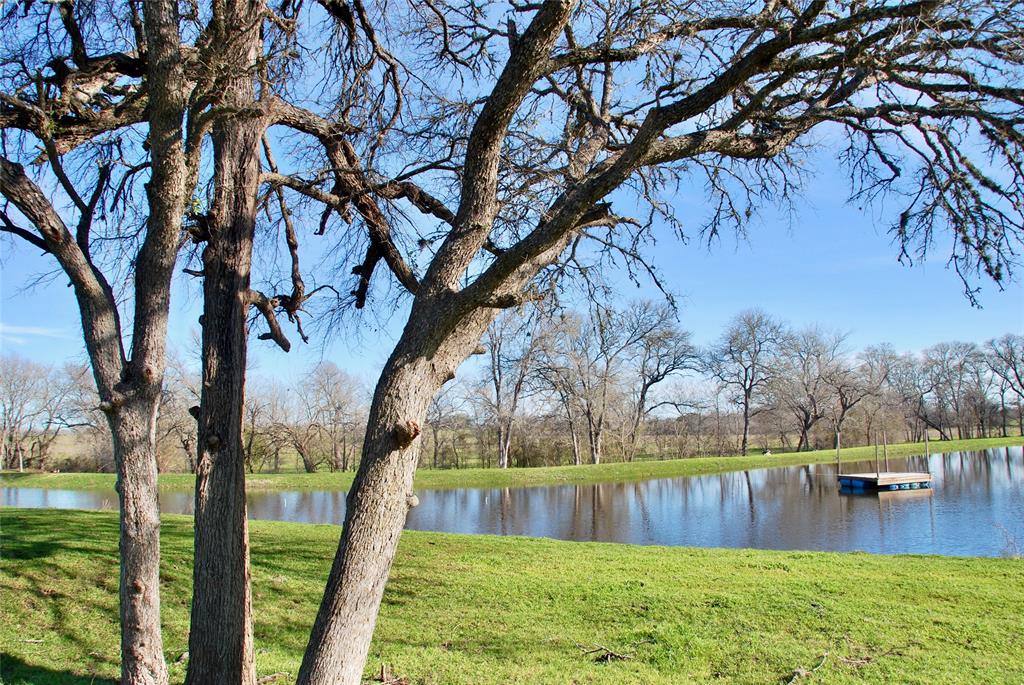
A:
2 435 1021 494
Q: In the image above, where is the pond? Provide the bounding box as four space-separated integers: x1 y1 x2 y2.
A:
3 447 1022 557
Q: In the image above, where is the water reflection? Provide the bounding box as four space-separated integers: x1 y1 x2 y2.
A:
4 448 1022 557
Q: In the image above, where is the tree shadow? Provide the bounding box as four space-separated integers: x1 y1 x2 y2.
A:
0 654 116 685
1 510 119 560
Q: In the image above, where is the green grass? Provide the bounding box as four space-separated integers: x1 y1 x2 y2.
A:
3 436 1022 494
1 508 1022 684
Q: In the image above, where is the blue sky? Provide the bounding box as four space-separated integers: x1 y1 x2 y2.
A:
2 153 1022 384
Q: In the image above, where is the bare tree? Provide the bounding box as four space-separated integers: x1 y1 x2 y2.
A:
299 363 366 472
620 303 698 461
882 349 940 440
0 355 90 471
854 344 900 442
1 354 50 471
159 355 201 474
539 305 665 464
275 389 328 474
425 381 468 469
704 310 786 455
964 351 997 436
480 307 544 468
295 0 1024 680
6 0 1024 682
987 334 1024 435
253 381 293 473
535 352 587 466
824 352 875 451
0 2 191 679
924 341 985 439
768 327 844 451
241 382 271 474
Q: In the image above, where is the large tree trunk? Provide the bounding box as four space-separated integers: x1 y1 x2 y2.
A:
110 398 168 685
187 240 257 685
295 443 319 473
297 352 439 685
185 3 263 680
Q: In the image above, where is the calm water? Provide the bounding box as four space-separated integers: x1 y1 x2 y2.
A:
4 448 1022 557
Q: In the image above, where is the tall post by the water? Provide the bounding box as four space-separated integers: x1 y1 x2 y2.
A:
836 430 842 475
882 427 889 472
924 427 929 457
874 433 881 477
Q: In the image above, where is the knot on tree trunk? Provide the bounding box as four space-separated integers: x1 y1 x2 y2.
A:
393 420 420 449
97 389 128 415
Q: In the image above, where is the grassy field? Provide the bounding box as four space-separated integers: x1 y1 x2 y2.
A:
1 508 1022 684
3 436 1022 494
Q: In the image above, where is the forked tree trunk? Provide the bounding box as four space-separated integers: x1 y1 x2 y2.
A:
798 424 810 451
109 398 167 685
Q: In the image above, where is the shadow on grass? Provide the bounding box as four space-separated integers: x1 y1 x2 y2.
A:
0 472 50 483
0 654 116 685
1 510 122 560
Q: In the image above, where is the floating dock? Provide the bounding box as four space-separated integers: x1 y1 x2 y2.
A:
838 472 933 491
877 488 933 501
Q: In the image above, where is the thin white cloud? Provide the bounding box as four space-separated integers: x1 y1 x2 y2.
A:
0 322 70 342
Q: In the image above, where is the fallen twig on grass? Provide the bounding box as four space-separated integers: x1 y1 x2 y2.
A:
576 638 654 663
784 652 828 683
579 644 633 662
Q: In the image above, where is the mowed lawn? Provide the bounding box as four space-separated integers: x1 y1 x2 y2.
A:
1 509 1022 684
3 436 1022 493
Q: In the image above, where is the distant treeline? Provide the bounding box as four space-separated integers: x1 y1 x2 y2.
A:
3 305 1022 472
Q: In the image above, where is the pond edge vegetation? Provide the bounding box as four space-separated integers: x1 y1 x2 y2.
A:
3 435 1021 493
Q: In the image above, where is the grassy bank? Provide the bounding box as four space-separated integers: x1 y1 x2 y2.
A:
2 436 1022 494
1 508 1022 684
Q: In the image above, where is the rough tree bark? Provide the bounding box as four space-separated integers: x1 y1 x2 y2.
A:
0 1 188 679
185 1 264 683
109 399 167 685
297 3 577 679
297 329 454 683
